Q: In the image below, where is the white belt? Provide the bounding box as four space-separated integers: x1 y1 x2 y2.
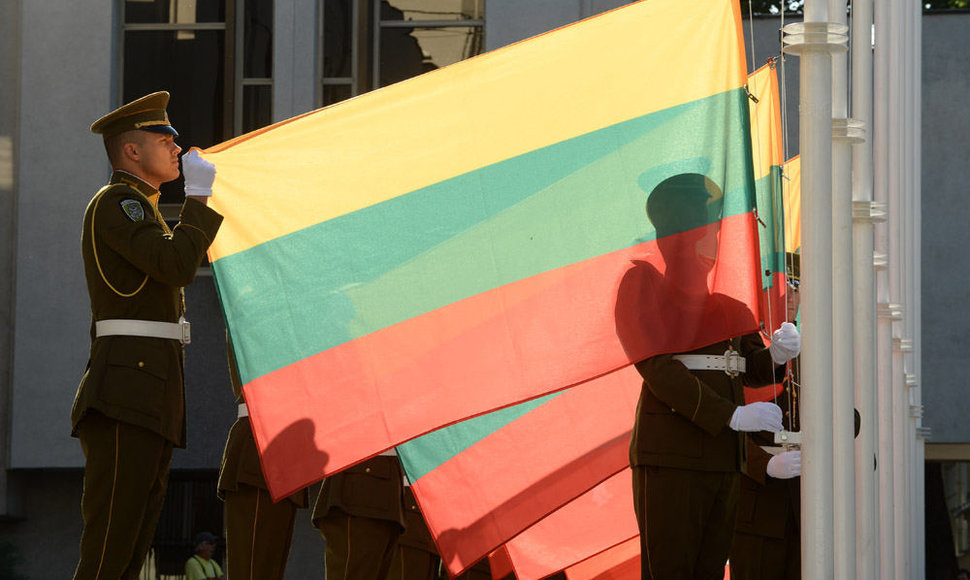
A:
672 350 746 376
380 448 398 457
95 317 191 344
238 403 248 418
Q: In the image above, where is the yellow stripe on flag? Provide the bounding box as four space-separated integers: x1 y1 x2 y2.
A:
784 155 801 253
747 61 783 181
204 0 746 261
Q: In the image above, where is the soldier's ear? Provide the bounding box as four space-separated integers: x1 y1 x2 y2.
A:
122 141 140 163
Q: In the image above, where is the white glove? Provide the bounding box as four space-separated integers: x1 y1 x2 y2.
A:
769 321 801 365
182 149 216 197
767 450 801 479
729 402 783 432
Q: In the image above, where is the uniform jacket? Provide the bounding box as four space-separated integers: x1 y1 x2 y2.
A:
736 376 862 540
312 454 406 528
71 171 223 447
218 338 308 507
630 332 780 473
735 377 800 539
398 487 437 554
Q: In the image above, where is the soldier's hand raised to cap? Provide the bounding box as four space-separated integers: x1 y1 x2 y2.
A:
183 149 216 200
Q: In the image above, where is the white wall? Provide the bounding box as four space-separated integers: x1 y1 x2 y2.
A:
11 0 115 468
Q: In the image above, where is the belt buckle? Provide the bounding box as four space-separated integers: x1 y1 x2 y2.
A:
179 316 191 345
723 348 740 377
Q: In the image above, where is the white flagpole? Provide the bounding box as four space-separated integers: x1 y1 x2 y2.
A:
828 0 857 573
783 0 840 575
872 0 897 569
850 0 881 574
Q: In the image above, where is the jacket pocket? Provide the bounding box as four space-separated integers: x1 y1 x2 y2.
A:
99 337 169 416
639 412 703 458
339 457 401 512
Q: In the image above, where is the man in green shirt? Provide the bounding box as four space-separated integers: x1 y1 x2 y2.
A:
185 532 225 580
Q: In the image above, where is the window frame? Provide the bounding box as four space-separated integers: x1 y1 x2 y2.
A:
319 0 485 107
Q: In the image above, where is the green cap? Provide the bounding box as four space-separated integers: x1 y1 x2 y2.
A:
90 91 178 137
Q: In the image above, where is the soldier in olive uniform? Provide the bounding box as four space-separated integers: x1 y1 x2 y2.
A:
614 174 800 579
387 487 441 580
218 338 309 580
730 275 803 580
729 374 802 580
71 92 223 580
312 453 407 579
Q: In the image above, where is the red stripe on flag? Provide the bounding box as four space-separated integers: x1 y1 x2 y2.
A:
564 535 640 580
500 469 638 580
245 213 761 499
488 547 516 580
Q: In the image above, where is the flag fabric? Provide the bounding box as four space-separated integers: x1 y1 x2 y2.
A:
748 61 787 335
396 368 640 575
429 64 790 578
491 469 638 580
743 62 789 405
204 0 757 500
470 63 784 580
562 536 640 580
398 13 770 577
783 155 802 254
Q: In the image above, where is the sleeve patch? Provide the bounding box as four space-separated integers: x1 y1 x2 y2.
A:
120 199 145 222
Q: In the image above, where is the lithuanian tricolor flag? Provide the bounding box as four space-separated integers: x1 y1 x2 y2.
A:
748 61 787 334
396 60 786 576
204 0 759 500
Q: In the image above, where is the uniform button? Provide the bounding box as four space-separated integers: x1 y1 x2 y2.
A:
365 467 371 473
138 361 145 368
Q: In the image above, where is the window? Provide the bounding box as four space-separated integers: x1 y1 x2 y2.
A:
322 0 484 106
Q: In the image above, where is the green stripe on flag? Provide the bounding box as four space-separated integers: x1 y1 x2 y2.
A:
755 165 786 289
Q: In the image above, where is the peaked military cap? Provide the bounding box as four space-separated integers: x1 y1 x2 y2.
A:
90 91 178 138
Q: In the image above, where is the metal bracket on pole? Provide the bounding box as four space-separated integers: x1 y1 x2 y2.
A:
909 405 923 419
893 337 914 353
905 373 918 389
833 118 866 144
774 430 802 447
873 251 889 270
916 427 932 440
781 21 849 55
853 200 888 223
877 302 903 320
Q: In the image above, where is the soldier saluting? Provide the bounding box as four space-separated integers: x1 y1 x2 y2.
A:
71 91 223 580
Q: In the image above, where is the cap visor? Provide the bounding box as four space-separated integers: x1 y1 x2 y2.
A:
141 125 179 137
